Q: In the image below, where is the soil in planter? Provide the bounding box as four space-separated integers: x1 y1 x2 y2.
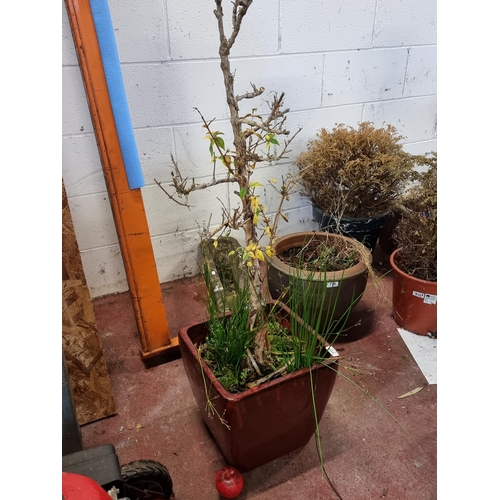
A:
393 213 437 282
395 252 437 282
200 317 295 392
277 238 361 272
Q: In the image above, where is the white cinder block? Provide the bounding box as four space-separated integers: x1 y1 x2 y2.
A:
405 46 437 97
249 204 319 248
167 0 279 60
278 205 319 238
323 48 408 106
362 96 437 143
62 1 78 67
80 245 129 298
62 0 437 295
404 140 437 174
207 201 319 246
153 232 191 282
134 126 175 185
153 229 204 283
232 54 324 112
68 194 119 250
404 140 437 157
280 0 375 53
171 121 234 180
122 61 228 128
284 105 364 162
250 162 305 216
62 67 94 136
143 181 231 237
108 0 169 63
62 135 107 197
374 0 437 47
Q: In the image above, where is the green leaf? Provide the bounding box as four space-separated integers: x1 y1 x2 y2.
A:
265 134 280 147
239 187 247 199
214 136 225 150
249 182 263 188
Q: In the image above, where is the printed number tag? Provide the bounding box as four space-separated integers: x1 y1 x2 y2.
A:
413 290 437 304
423 294 437 305
326 345 339 357
327 281 339 288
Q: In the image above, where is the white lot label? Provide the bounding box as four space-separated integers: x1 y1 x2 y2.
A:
327 281 339 288
423 294 437 305
412 290 437 304
326 345 339 357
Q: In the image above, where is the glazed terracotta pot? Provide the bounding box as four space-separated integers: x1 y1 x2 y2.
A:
312 205 386 250
178 302 338 472
267 232 372 335
390 249 437 336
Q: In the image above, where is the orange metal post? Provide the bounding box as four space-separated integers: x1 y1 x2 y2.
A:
65 0 178 359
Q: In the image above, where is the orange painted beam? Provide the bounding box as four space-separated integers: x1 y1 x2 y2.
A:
65 0 178 359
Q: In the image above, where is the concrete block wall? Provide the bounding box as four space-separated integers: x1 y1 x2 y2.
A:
62 0 437 298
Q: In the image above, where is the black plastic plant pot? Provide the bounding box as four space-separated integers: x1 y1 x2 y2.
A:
377 210 402 254
312 205 386 250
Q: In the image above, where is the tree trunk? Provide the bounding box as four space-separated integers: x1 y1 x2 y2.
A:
216 4 267 364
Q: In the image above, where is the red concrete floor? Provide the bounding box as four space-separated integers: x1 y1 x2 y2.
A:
81 245 437 499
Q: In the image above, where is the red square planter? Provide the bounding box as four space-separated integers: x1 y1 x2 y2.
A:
178 303 339 471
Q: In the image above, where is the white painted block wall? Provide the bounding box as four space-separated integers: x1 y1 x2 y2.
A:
62 0 437 298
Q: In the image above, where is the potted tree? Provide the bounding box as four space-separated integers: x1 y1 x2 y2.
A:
296 122 418 249
389 152 437 336
155 0 352 472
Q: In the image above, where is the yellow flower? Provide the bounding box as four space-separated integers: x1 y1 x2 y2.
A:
249 195 259 211
245 242 258 252
265 246 276 257
255 248 265 261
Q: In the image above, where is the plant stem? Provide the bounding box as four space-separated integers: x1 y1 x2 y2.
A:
213 0 266 352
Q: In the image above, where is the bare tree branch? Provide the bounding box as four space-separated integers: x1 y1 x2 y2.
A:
239 117 290 135
194 107 235 174
157 0 301 355
227 0 253 50
236 83 265 102
154 178 190 208
155 150 238 210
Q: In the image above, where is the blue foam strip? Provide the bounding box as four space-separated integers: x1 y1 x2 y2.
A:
89 0 145 190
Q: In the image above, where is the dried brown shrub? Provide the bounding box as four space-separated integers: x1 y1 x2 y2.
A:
393 152 437 282
297 122 417 218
